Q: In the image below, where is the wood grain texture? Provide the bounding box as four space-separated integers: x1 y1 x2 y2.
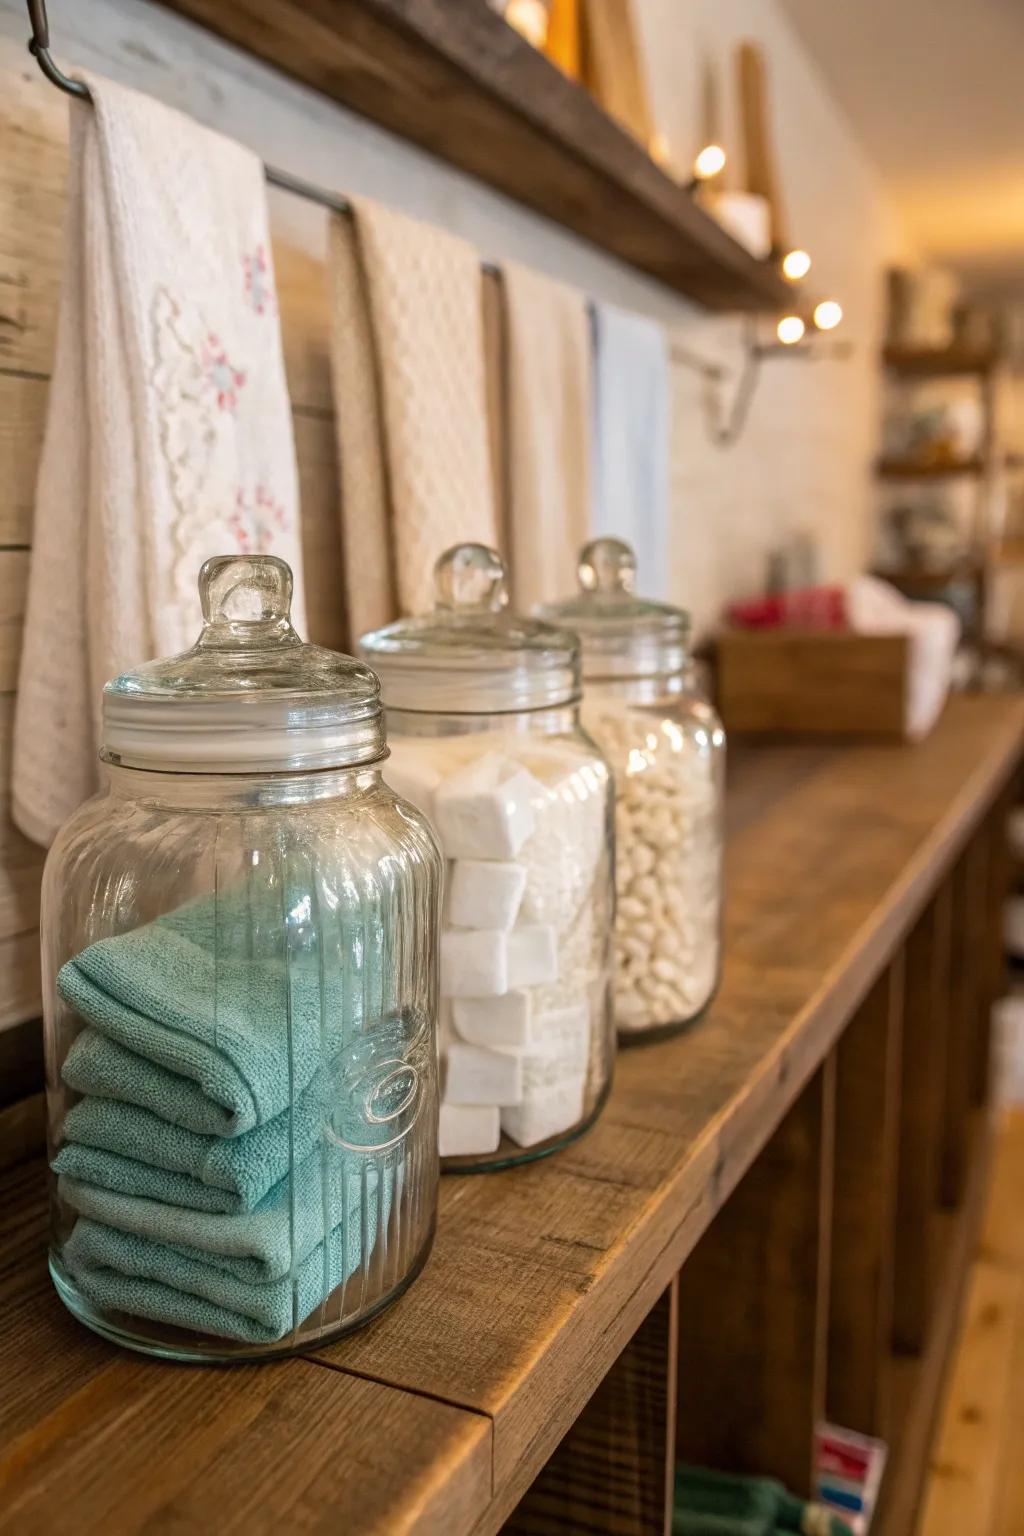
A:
827 958 903 1437
893 888 953 1354
716 630 910 738
503 1281 677 1536
0 371 44 545
944 838 990 1206
307 697 1023 1522
675 1061 835 1497
155 0 790 310
0 1162 492 1536
921 1112 1024 1536
876 1116 994 1536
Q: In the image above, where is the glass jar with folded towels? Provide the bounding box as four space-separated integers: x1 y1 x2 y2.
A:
360 544 615 1170
540 539 725 1043
42 555 443 1360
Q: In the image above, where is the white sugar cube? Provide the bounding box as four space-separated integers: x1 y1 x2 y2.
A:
530 1004 590 1076
448 860 526 931
507 924 558 988
452 991 532 1048
383 742 444 824
501 1076 587 1148
441 929 508 998
444 1041 523 1106
434 754 540 860
439 1103 500 1158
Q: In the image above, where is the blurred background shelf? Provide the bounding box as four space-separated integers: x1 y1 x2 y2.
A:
156 0 792 311
876 457 987 480
883 345 1001 378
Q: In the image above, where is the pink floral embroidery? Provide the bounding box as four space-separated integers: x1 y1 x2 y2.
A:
202 333 246 412
229 486 288 553
243 245 275 316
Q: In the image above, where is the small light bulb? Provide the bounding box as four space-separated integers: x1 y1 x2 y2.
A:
693 143 727 180
782 249 812 281
777 315 806 345
813 300 843 331
504 0 549 48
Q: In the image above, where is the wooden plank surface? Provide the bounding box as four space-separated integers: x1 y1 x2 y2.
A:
675 1060 835 1496
827 958 903 1437
155 0 790 310
893 889 953 1354
1 697 1021 1534
920 1111 1024 1536
0 1157 493 1536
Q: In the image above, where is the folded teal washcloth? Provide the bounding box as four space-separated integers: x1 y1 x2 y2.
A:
59 1145 396 1284
63 1185 383 1343
57 888 388 1136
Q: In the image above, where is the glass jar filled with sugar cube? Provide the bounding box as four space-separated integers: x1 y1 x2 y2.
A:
540 539 725 1042
360 544 615 1170
41 556 442 1361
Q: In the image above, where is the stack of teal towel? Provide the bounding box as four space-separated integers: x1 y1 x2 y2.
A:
52 891 406 1345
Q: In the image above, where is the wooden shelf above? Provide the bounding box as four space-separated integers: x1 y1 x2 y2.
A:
883 345 1000 378
876 456 986 480
156 0 791 312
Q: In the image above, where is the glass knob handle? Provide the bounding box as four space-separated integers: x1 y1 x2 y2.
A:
199 555 294 626
433 544 509 614
578 537 637 595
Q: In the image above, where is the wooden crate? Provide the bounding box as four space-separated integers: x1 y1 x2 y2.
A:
717 630 912 738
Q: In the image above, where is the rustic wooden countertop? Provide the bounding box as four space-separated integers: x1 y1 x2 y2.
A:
2 695 1021 1535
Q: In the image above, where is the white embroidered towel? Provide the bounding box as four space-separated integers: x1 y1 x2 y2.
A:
590 304 671 599
498 262 590 610
13 78 302 848
328 201 497 635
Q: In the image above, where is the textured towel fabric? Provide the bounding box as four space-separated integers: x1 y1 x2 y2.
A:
328 200 498 634
498 262 591 610
13 76 303 847
56 890 387 1136
63 1191 375 1344
590 303 671 600
59 1151 391 1285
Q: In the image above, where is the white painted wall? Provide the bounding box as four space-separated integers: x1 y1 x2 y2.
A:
1 0 911 635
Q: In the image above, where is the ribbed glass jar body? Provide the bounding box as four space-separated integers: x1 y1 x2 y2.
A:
580 669 725 1042
383 704 615 1171
43 761 442 1361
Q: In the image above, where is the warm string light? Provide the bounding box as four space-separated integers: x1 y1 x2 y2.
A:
781 248 811 281
776 315 806 346
813 300 843 331
692 143 727 181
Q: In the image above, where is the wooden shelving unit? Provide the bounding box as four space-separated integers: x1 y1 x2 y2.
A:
883 344 1000 378
1 698 1020 1535
155 0 791 312
877 455 986 480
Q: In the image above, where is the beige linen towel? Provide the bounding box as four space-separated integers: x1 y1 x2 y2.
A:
497 262 591 610
328 201 497 634
14 77 303 847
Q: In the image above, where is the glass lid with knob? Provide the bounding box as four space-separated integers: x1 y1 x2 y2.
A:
538 537 691 679
359 543 581 713
103 554 384 773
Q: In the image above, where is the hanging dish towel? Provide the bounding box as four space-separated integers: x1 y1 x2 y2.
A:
13 76 302 847
327 199 497 634
497 262 591 609
590 303 671 599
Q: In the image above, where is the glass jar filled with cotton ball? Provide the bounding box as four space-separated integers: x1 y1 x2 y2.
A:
360 544 615 1170
540 539 725 1042
42 555 442 1361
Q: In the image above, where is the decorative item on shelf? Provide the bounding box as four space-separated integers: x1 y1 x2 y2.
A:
42 556 443 1360
360 544 615 1171
542 0 580 77
539 539 725 1045
578 0 653 146
737 40 788 255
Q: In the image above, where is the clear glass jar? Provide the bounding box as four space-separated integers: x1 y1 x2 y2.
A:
43 556 442 1361
541 539 725 1043
360 545 614 1172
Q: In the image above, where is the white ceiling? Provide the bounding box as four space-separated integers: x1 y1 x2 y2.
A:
778 0 1024 296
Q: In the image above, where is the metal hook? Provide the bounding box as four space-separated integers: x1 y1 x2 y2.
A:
27 0 91 99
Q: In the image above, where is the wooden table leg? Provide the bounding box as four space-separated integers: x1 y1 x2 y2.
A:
827 956 903 1437
674 1061 835 1497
